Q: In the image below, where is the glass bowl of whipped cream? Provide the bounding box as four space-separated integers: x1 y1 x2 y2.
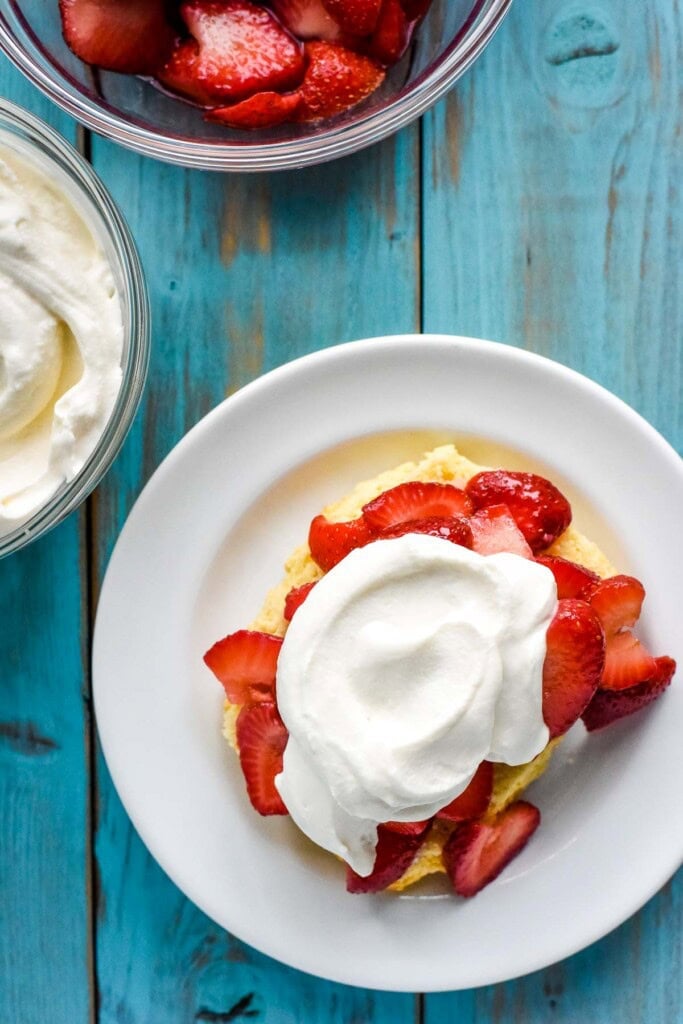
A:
0 100 149 557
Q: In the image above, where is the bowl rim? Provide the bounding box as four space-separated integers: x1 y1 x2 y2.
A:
0 99 151 558
0 0 514 171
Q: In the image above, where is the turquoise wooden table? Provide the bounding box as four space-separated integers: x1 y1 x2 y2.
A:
1 1 681 1021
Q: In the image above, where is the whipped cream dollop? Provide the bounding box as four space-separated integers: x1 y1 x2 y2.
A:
276 535 557 876
0 142 123 535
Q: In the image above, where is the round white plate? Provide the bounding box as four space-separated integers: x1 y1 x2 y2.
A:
93 335 683 992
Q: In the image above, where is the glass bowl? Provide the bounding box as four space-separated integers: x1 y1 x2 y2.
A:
0 0 513 171
0 100 150 558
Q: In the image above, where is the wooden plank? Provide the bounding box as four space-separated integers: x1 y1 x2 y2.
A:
422 0 682 1018
89 132 420 1020
0 63 92 1024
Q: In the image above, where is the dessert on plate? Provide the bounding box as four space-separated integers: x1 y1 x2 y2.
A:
204 444 676 896
58 0 434 130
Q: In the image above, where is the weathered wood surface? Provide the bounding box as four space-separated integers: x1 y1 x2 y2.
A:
1 0 681 1019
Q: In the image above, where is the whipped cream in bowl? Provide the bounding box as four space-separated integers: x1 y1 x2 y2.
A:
276 534 557 876
0 100 149 557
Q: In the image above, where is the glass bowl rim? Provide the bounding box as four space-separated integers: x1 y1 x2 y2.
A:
0 0 514 171
0 98 151 558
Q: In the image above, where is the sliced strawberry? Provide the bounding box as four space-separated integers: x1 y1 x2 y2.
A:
382 818 430 835
465 471 572 553
583 656 676 732
323 0 382 34
59 0 175 74
379 515 473 548
235 702 289 815
589 576 656 691
295 41 385 122
535 554 600 600
283 581 318 621
346 822 429 893
437 761 493 823
204 629 282 704
443 801 541 898
590 575 646 636
369 0 412 65
469 504 532 558
159 0 304 105
602 631 658 691
206 90 302 128
308 513 374 571
542 599 605 738
400 0 432 18
363 481 473 531
271 0 344 40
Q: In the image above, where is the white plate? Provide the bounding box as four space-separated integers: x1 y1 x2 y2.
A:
93 335 683 992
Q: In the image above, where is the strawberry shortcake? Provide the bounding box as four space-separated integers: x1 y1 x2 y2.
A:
204 445 676 896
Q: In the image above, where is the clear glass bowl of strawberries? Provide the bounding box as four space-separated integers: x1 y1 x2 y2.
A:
0 0 512 170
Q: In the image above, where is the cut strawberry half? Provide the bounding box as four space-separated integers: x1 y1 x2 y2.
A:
583 656 676 732
469 504 532 558
589 575 645 636
369 0 412 65
308 513 374 571
159 0 305 105
382 818 430 835
346 822 430 893
206 90 302 129
322 0 382 34
465 471 572 553
535 554 600 600
363 481 473 531
283 581 318 621
204 629 282 704
602 631 658 691
379 515 473 548
443 801 540 898
437 761 493 823
271 0 344 39
542 599 605 738
59 0 175 74
235 702 289 815
296 41 385 121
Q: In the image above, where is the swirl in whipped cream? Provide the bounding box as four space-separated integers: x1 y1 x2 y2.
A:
276 535 557 875
0 142 123 534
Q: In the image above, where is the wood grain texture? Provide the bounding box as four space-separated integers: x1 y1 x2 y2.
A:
88 133 420 1023
0 65 92 1024
422 0 682 1019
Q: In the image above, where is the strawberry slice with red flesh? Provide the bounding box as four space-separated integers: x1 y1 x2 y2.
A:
308 513 374 571
235 702 289 815
382 818 430 835
295 41 385 122
466 471 572 554
542 599 605 739
582 656 677 731
363 481 473 531
206 90 302 129
323 0 382 34
589 575 657 691
283 581 318 621
535 554 600 600
369 0 412 65
159 0 305 106
443 801 540 897
271 0 345 40
204 629 282 704
469 504 532 558
379 515 473 548
437 761 493 823
59 0 175 74
346 822 430 892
